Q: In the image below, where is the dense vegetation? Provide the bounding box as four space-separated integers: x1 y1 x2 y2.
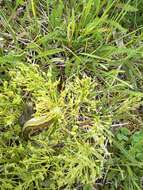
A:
0 0 143 189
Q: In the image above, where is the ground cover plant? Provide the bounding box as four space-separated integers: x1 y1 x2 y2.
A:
0 0 143 189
